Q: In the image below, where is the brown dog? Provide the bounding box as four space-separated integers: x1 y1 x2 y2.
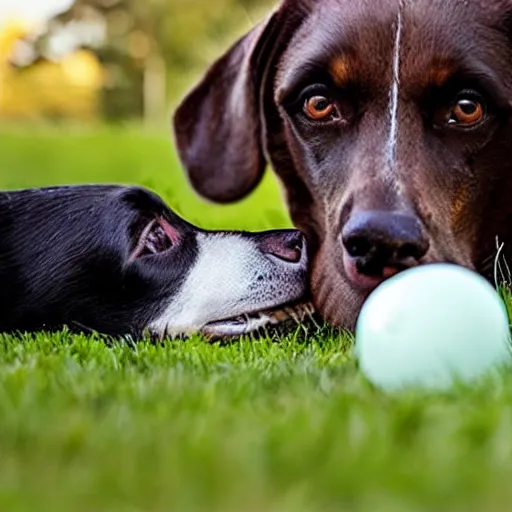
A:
174 0 512 329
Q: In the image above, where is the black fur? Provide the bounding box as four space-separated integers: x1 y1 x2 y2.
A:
0 185 198 336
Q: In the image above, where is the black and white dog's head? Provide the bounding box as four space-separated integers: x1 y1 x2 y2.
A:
0 185 310 339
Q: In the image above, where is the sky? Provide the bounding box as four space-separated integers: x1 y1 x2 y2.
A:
0 0 73 23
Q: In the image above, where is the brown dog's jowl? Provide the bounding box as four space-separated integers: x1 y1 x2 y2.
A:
174 0 512 329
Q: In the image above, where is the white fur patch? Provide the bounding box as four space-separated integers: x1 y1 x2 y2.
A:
386 6 403 171
149 232 307 337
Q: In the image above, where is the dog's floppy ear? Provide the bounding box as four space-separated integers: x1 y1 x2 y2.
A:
173 12 282 204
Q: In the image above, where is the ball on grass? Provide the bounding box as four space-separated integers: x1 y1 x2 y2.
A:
355 264 512 391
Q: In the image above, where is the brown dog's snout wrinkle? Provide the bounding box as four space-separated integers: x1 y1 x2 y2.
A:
342 211 429 276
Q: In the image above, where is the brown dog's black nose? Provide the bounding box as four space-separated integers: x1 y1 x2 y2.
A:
256 230 304 263
342 211 429 277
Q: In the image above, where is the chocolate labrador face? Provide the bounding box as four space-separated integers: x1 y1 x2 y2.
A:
174 0 512 329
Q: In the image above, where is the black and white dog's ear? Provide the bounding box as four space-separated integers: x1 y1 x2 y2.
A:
173 11 283 204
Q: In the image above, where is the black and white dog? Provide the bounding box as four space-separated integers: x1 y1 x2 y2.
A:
0 185 311 339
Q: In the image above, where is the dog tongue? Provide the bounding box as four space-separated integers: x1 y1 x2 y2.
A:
382 266 401 279
201 302 315 340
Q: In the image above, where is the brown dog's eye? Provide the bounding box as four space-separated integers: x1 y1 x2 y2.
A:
449 94 485 127
304 96 336 120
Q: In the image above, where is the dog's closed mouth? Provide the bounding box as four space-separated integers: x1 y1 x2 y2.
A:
200 301 316 340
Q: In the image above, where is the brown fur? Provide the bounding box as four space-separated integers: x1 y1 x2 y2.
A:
174 0 512 329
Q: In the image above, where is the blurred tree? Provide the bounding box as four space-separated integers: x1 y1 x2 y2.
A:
35 0 276 123
0 19 103 121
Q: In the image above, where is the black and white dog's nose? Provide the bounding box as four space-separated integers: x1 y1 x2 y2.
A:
255 230 305 263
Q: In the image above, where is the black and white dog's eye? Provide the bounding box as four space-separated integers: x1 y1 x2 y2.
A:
130 218 178 261
142 221 174 256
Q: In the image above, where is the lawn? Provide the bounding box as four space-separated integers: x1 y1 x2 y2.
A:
1 124 512 512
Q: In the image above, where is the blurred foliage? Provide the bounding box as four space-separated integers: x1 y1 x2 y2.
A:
52 0 275 67
0 19 103 121
0 0 275 123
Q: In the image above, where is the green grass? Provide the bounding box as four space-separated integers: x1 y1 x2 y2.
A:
0 124 291 231
1 124 512 512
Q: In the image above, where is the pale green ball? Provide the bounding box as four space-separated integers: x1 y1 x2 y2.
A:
355 264 512 391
